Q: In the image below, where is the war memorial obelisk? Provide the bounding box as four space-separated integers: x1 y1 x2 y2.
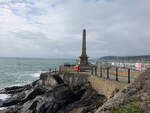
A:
79 29 92 71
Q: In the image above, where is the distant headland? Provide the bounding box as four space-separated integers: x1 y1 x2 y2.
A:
99 55 150 63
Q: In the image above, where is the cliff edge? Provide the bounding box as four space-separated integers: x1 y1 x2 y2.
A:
0 72 107 113
96 70 150 113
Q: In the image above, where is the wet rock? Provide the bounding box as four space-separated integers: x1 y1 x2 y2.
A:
0 85 32 94
0 73 107 113
21 87 46 103
39 73 64 87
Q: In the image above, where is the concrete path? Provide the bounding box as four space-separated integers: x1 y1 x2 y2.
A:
96 72 136 83
75 71 136 83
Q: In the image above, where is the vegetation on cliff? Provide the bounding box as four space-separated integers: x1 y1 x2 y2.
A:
96 70 150 113
112 103 145 113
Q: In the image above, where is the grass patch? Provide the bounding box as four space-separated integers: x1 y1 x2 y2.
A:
112 103 146 113
131 97 150 102
131 97 144 102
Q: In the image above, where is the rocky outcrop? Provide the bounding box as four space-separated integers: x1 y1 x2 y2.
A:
0 72 107 113
1 69 150 113
0 85 32 94
96 70 150 113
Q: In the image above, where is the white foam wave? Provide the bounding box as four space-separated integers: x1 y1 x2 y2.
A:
32 72 41 78
8 83 24 87
0 94 10 101
0 107 7 110
31 71 46 78
0 95 8 110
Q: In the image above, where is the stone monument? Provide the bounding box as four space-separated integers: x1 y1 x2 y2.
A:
79 29 93 71
79 29 88 66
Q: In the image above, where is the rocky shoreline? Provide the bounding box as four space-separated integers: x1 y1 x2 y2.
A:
0 72 107 113
0 70 150 113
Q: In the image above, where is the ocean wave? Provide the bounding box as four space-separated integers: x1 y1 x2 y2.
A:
0 94 10 101
0 107 7 110
31 71 46 78
8 83 25 87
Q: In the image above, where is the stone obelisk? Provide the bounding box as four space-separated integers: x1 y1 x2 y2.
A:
79 29 89 66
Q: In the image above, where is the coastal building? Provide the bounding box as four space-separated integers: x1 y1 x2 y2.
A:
96 60 150 71
97 55 150 71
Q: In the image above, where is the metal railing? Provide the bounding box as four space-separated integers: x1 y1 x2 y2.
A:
55 65 142 83
90 66 142 83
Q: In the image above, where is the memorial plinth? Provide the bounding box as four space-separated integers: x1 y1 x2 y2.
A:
79 29 94 71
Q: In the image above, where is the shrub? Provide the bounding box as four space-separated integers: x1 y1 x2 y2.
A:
112 103 146 113
131 97 150 102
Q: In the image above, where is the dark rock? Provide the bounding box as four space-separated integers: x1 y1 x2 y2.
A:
0 73 107 113
32 80 40 87
40 73 48 81
0 85 32 94
21 87 46 103
1 98 21 107
52 74 64 84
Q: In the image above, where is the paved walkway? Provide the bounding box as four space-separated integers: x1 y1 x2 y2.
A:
74 71 136 83
96 72 136 83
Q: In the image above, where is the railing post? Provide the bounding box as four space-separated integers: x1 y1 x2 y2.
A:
107 67 109 79
116 67 118 81
66 67 68 73
128 68 130 83
55 68 57 74
100 66 102 77
91 67 93 75
95 67 97 76
59 66 60 73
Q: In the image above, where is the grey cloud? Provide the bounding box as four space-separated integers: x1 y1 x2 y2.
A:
0 0 149 58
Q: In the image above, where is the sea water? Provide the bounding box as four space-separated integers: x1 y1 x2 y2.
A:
0 57 76 89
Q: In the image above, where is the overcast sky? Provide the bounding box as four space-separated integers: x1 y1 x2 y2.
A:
0 0 149 58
